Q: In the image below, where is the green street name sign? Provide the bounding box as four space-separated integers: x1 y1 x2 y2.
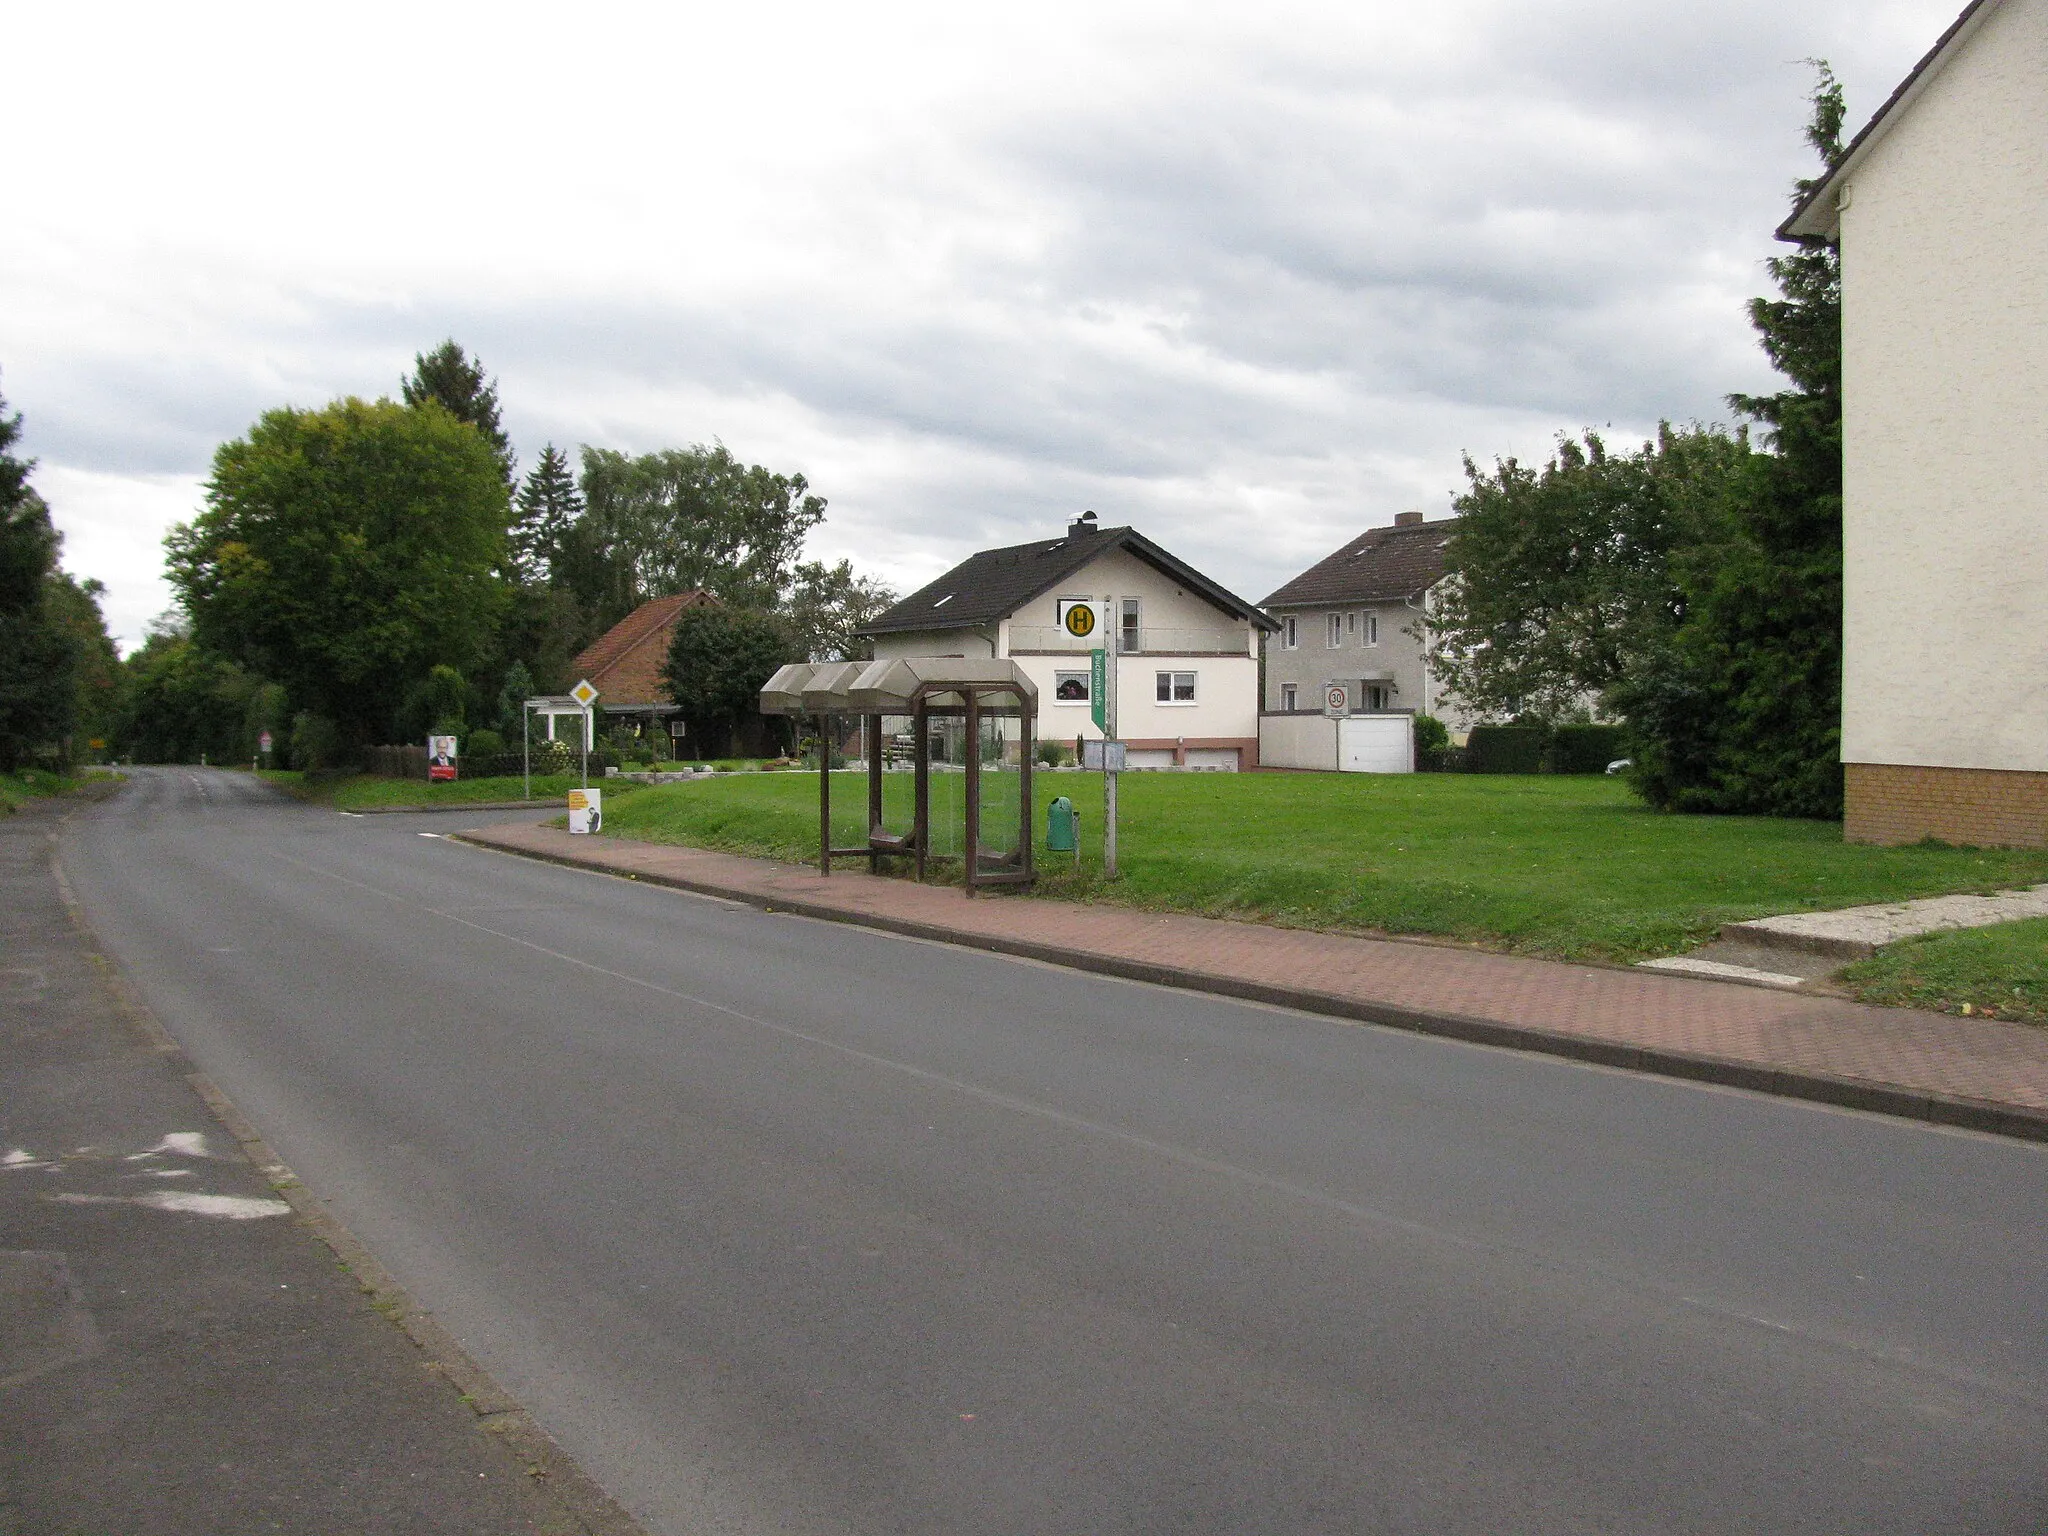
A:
1090 647 1107 731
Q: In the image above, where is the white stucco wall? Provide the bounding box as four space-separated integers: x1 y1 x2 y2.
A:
1838 0 2048 771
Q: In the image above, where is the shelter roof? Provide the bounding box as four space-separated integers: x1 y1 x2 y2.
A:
859 525 1276 636
1260 516 1459 609
761 657 1037 715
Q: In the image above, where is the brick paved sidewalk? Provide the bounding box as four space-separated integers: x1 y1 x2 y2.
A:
458 821 2048 1143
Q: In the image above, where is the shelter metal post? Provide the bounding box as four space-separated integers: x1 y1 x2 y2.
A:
522 704 530 800
963 689 981 896
913 702 930 882
818 713 831 876
866 714 884 872
1019 701 1034 883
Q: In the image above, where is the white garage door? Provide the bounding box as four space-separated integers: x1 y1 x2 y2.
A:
1183 749 1240 772
1338 715 1412 773
1123 749 1178 770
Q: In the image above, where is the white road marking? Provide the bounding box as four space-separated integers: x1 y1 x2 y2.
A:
127 1132 214 1160
49 1191 291 1219
3 1148 54 1171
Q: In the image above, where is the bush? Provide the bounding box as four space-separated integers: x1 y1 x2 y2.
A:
1417 745 1467 774
1412 714 1450 755
289 712 345 773
465 727 507 759
1547 724 1629 775
1463 725 1546 774
1035 740 1071 767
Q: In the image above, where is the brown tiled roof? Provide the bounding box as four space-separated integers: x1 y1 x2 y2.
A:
570 592 716 707
1260 517 1459 609
861 524 1276 636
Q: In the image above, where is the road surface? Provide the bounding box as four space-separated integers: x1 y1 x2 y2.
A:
59 768 2048 1534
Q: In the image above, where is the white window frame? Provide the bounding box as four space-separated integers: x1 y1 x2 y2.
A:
1156 670 1197 705
1282 615 1298 650
1120 597 1141 655
1363 612 1380 646
1052 669 1092 706
1327 613 1343 649
1280 683 1297 712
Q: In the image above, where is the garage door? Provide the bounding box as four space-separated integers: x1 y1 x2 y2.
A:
1123 749 1177 770
1183 749 1240 772
1338 715 1412 773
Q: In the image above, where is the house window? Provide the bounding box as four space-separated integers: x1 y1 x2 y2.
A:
1327 613 1343 648
1053 670 1091 704
1363 613 1379 645
1156 670 1196 704
1121 598 1141 654
1364 685 1387 710
1282 616 1298 650
1280 683 1297 711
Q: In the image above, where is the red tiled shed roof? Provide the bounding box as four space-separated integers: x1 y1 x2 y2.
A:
570 592 716 707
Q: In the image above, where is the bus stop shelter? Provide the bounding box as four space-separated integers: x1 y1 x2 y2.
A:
760 657 1037 893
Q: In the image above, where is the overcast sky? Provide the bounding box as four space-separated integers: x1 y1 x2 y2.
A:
4 0 1957 650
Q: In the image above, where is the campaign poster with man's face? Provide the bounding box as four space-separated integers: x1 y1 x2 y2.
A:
428 734 459 781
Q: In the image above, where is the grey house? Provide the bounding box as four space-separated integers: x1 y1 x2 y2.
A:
1259 511 1470 731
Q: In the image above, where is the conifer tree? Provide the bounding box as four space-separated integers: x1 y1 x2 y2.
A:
1614 66 1846 817
402 340 514 485
0 381 82 768
510 443 583 584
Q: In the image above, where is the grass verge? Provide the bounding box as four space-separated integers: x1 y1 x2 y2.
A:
0 767 122 813
597 770 2048 964
1837 919 2048 1024
257 769 650 812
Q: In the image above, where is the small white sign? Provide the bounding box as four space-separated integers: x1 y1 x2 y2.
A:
568 786 603 834
570 678 599 708
258 730 273 753
1081 740 1127 771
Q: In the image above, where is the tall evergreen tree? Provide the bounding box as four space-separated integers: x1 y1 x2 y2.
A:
0 381 82 768
402 339 514 484
1614 67 1846 817
511 443 583 584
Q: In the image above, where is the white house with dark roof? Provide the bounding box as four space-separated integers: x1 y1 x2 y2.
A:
1259 511 1472 732
1783 0 2047 846
857 513 1277 770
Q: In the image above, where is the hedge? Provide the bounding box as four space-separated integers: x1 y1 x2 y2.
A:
1462 726 1546 774
1547 724 1629 775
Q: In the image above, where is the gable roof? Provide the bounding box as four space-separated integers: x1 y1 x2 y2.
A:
570 591 716 705
859 525 1278 636
1781 0 2001 240
1261 516 1459 609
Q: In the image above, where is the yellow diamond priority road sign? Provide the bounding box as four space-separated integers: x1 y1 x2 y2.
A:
570 679 599 708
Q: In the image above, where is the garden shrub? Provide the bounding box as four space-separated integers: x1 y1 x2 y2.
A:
1413 714 1449 755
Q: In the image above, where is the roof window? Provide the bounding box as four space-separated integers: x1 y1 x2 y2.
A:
932 594 954 608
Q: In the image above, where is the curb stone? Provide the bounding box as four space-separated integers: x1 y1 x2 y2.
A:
454 828 2048 1148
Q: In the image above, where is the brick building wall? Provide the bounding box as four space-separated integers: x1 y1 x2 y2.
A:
1845 763 2048 849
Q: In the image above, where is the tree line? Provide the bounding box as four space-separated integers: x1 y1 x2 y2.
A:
1425 68 1846 817
115 342 895 767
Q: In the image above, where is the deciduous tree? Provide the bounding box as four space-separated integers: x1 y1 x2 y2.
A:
783 558 898 662
166 397 512 747
661 605 793 757
0 382 86 768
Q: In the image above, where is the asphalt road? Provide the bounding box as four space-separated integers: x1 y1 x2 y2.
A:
60 768 2048 1534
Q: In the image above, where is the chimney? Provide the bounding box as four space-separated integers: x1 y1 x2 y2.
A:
1394 509 1423 526
1068 510 1100 538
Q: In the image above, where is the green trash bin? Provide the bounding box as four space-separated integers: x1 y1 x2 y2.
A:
1046 795 1077 853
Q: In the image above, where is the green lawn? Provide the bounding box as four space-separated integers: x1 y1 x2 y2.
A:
597 770 2048 963
1837 918 2048 1024
257 768 651 812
